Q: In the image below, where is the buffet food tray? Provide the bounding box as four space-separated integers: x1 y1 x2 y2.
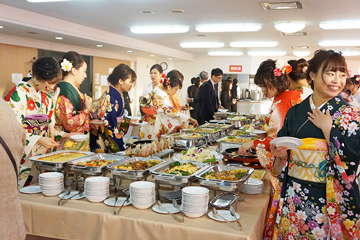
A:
195 164 254 192
108 156 166 180
173 149 223 163
164 132 207 150
30 150 94 171
150 160 210 187
216 136 256 153
67 153 126 175
181 127 223 143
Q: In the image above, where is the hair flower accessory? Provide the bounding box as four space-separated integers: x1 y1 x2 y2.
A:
61 58 73 72
159 73 166 84
164 77 170 86
274 59 292 76
355 74 360 83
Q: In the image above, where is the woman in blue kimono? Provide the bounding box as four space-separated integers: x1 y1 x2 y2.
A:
90 64 136 153
267 50 360 239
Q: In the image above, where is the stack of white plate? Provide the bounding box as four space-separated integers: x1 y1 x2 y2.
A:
39 172 64 196
239 178 264 194
84 177 110 202
180 186 209 218
130 181 155 209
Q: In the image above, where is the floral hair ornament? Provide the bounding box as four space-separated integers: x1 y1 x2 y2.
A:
159 73 166 84
273 59 292 77
60 58 73 72
355 74 360 83
164 77 170 86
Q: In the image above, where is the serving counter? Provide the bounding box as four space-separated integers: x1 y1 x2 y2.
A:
21 144 270 240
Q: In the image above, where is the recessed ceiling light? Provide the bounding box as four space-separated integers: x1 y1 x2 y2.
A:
208 51 244 56
55 37 63 40
261 1 303 10
127 50 133 53
319 21 360 30
341 51 360 56
230 41 278 48
180 42 225 48
248 51 286 56
27 0 71 2
293 51 311 57
318 40 360 47
96 44 103 47
0 26 3 29
130 25 189 34
196 24 262 33
168 58 172 60
275 22 305 33
170 9 184 13
150 55 155 57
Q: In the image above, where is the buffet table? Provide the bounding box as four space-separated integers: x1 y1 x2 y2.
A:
20 143 270 240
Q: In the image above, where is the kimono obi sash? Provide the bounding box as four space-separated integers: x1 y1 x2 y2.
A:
23 114 49 135
288 138 329 183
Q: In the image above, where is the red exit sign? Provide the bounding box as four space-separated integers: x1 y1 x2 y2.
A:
229 65 242 72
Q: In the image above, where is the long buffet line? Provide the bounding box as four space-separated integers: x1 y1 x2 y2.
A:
20 111 268 230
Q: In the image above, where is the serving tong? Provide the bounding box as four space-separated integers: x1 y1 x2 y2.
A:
157 200 184 223
58 179 73 206
212 208 240 231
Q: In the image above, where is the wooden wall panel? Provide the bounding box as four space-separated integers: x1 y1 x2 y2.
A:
92 56 131 99
0 44 38 97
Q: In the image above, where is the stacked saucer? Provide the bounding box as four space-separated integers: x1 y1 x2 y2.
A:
239 178 264 194
130 181 155 209
39 172 64 196
180 186 209 218
85 177 110 202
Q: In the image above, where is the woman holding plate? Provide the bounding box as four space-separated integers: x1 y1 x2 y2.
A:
139 70 198 140
55 51 92 151
266 50 360 239
90 64 136 153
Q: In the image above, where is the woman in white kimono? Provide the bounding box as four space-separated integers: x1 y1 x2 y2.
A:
139 71 198 140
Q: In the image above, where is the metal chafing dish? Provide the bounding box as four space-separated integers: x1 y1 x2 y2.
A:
30 150 94 172
150 160 210 187
195 164 254 192
67 153 126 176
216 135 256 153
181 128 222 143
164 132 207 150
107 156 166 181
201 123 234 138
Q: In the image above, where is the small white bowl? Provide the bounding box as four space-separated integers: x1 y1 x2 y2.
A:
182 186 209 195
70 134 89 142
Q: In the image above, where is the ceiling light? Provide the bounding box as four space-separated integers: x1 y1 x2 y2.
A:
230 41 278 48
319 21 360 30
130 25 189 34
0 26 3 29
261 1 303 10
96 44 103 48
150 55 155 57
196 24 262 33
168 58 172 60
341 51 360 56
248 51 286 56
208 51 244 56
55 37 63 40
180 42 225 48
318 40 360 47
127 50 133 53
293 51 311 57
274 22 305 33
170 9 185 13
27 0 71 2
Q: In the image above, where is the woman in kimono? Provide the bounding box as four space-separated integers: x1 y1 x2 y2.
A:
55 51 92 151
268 50 360 239
141 64 164 97
4 56 65 186
288 58 313 100
90 64 136 153
139 70 198 140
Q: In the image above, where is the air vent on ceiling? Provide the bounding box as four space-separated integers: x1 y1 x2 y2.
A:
27 31 38 34
170 9 185 13
139 10 155 14
291 46 309 49
196 34 206 37
261 1 303 10
280 32 307 36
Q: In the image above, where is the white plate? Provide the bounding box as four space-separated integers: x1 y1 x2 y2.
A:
19 185 41 194
70 134 89 142
152 203 180 214
126 116 141 120
89 120 105 125
104 197 131 207
245 129 267 134
270 137 303 149
116 151 126 156
208 210 240 222
58 191 85 200
217 109 229 113
132 122 148 126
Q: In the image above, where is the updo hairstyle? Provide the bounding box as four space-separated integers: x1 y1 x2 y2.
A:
108 64 137 86
254 59 289 95
32 56 62 84
163 70 183 89
288 58 309 82
60 51 86 77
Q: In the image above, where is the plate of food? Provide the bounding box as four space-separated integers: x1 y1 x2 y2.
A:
217 109 229 113
174 147 222 163
180 133 203 140
270 137 303 149
245 128 267 134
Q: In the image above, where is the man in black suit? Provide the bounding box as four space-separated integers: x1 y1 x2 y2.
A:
197 68 223 124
